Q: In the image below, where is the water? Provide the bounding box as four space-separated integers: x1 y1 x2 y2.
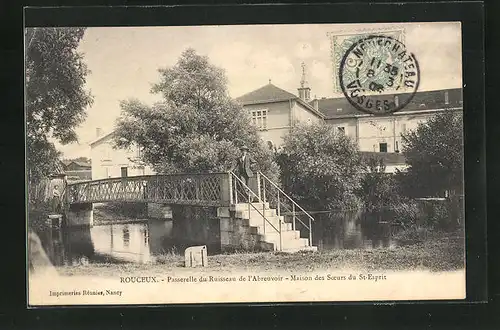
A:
37 210 398 266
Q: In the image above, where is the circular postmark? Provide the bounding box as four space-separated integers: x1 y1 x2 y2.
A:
339 35 420 115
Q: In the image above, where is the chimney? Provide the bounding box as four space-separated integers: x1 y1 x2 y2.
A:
313 99 319 110
96 127 102 138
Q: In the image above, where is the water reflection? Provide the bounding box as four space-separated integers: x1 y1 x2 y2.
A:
39 210 398 266
289 209 397 251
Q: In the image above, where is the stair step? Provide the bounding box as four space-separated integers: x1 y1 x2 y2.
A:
250 222 293 234
263 230 301 241
268 237 309 249
248 217 286 230
280 246 318 253
236 208 277 219
232 202 270 211
259 240 316 252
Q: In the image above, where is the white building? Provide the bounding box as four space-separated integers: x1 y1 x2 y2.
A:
90 81 462 178
89 129 155 180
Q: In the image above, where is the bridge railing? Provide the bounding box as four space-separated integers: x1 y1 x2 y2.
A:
256 172 315 247
67 172 233 206
229 171 282 251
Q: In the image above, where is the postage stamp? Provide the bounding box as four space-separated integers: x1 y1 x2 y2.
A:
339 35 420 115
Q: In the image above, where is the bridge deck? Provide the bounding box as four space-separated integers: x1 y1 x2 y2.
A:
66 172 233 207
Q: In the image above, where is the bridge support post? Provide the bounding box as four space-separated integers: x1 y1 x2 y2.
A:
67 203 94 227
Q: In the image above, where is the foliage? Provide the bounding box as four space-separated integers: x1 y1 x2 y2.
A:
358 156 403 211
114 48 279 180
25 27 93 185
398 111 463 197
391 201 421 228
64 156 91 164
277 122 363 211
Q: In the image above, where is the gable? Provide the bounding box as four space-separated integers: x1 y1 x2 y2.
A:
236 83 297 105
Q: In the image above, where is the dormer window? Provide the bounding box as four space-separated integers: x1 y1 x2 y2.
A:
394 96 399 106
337 108 342 112
445 91 450 105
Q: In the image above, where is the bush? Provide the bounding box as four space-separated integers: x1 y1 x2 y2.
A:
391 201 421 228
358 156 402 211
277 122 364 211
391 199 457 234
399 111 464 198
392 226 430 246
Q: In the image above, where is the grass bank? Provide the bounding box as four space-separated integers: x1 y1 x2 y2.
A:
56 231 464 278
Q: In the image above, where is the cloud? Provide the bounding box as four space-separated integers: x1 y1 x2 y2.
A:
209 42 296 97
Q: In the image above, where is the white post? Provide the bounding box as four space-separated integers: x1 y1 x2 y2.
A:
256 172 261 202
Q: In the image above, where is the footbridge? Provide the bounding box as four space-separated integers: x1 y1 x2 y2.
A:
64 171 316 252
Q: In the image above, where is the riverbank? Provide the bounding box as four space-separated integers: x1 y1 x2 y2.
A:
56 231 464 278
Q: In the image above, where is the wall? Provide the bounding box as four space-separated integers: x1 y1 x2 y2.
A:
256 127 291 149
171 206 221 254
325 117 359 142
217 207 273 252
90 134 155 180
292 101 323 125
67 203 94 227
244 101 292 149
357 113 430 152
90 223 152 263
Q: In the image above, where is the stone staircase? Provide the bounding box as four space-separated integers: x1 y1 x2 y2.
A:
230 202 317 253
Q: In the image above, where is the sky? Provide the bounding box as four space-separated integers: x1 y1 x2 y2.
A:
52 22 462 159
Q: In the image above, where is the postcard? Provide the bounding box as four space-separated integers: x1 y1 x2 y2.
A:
26 20 466 306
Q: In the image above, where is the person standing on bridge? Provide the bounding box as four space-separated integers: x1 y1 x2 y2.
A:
51 185 61 214
233 145 259 201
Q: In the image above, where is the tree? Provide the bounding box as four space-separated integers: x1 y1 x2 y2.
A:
25 28 93 184
114 49 279 180
358 156 402 211
398 110 464 197
64 157 91 164
277 122 364 211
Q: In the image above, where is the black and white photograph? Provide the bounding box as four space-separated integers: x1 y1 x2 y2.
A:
26 20 466 305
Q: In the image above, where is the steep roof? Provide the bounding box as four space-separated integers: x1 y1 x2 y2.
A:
69 160 91 168
311 88 463 118
236 83 298 105
89 130 115 147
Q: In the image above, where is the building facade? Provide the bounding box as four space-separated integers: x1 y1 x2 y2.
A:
90 81 462 179
236 82 324 150
89 129 155 180
312 88 463 153
62 160 92 182
237 81 462 173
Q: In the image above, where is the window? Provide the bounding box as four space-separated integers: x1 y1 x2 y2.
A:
251 109 268 129
337 126 345 134
401 123 407 133
395 141 400 153
136 146 143 158
394 96 399 106
336 108 342 112
444 91 450 105
379 143 388 153
121 167 128 178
